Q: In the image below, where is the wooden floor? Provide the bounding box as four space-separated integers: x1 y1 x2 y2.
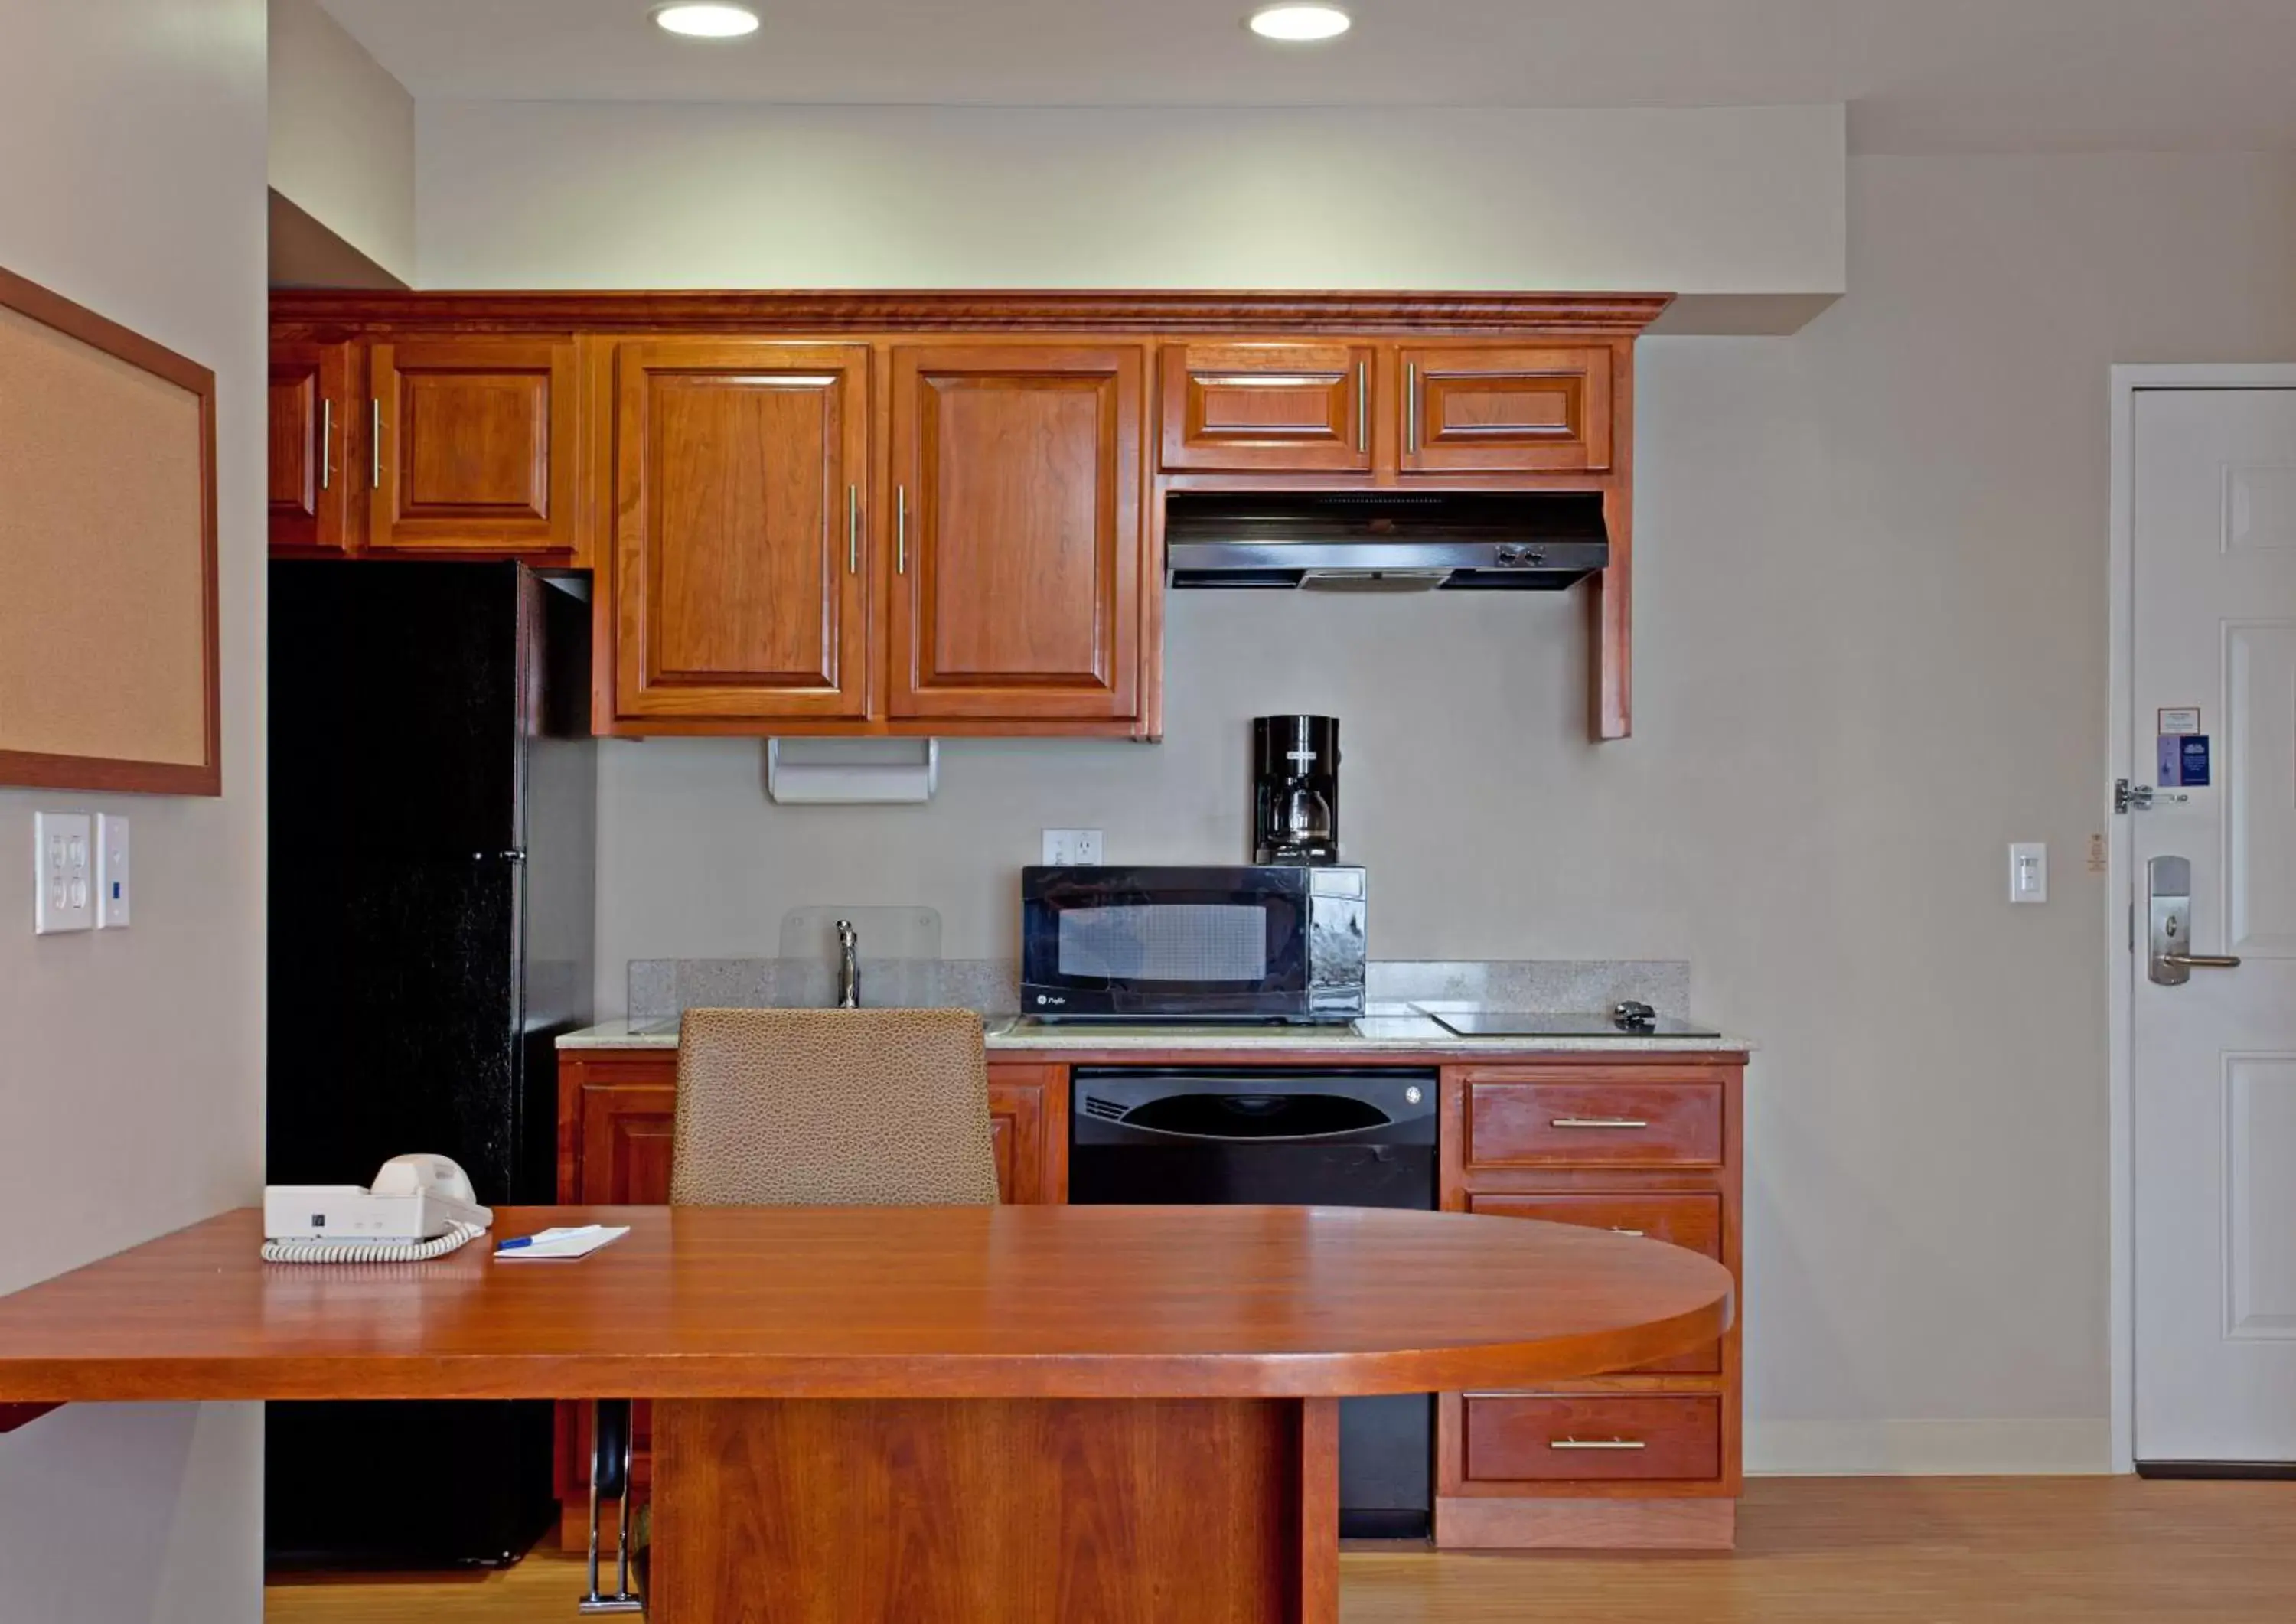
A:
266 1477 2291 1622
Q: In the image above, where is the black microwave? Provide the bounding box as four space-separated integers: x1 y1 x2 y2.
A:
1020 865 1367 1022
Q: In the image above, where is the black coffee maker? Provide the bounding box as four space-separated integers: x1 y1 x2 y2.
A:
1253 715 1341 865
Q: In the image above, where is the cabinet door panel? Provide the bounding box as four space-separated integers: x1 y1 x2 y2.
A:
1401 345 1611 473
987 1063 1062 1205
1159 341 1372 471
612 341 869 722
269 342 355 552
889 345 1144 722
577 1082 677 1205
370 339 578 553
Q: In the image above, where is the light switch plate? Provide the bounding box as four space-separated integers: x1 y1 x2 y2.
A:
1042 829 1104 866
34 811 95 934
96 814 130 928
2009 841 2048 905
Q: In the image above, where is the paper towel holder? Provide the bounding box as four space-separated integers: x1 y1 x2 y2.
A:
765 737 939 804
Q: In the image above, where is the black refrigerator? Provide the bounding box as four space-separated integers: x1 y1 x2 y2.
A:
266 561 595 1568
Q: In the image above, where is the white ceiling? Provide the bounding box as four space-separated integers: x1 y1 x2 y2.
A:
320 0 2296 155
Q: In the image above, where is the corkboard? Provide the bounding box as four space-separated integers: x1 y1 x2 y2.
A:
0 267 218 794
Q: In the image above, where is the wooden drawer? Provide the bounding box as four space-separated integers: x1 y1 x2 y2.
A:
1468 1193 1723 1374
1463 1075 1722 1169
1466 1192 1720 1257
1463 1394 1720 1484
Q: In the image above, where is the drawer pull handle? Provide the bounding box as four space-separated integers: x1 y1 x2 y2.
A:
1609 1227 1645 1238
1551 1117 1649 1130
1551 1437 1646 1451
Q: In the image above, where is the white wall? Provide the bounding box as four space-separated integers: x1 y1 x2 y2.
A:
419 119 2296 1469
417 101 1845 331
0 1 268 1616
269 0 413 281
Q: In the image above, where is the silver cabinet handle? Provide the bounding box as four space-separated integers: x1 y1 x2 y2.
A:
895 486 908 575
1551 1117 1649 1130
1608 1227 1646 1238
1355 360 1368 453
1551 1438 1646 1451
319 399 333 491
2163 954 2242 969
370 399 382 488
846 484 860 575
1405 361 1420 453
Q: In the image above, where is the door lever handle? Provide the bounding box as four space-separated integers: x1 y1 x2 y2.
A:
2147 855 2240 984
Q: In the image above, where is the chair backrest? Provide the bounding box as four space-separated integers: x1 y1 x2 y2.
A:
669 1008 1000 1207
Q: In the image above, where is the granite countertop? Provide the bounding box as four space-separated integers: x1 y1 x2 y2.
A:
558 1009 1752 1055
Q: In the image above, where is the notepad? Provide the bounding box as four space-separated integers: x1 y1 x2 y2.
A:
494 1225 628 1261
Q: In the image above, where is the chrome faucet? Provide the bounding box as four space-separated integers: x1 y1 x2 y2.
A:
834 919 859 1009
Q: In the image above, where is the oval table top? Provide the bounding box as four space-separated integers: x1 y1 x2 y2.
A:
0 1205 1734 1403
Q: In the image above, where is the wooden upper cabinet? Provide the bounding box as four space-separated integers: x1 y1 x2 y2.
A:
1159 341 1374 472
888 345 1146 722
1400 344 1613 474
611 341 871 722
368 338 579 554
269 341 356 552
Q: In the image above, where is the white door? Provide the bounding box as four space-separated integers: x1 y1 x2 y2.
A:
2131 388 2296 1465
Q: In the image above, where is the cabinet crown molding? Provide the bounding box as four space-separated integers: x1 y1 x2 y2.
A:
269 289 1675 339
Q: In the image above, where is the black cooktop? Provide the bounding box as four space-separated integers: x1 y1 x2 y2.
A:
1418 1006 1723 1039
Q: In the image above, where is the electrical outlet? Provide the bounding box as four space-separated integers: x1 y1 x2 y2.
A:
34 811 94 934
1042 829 1104 866
95 814 130 928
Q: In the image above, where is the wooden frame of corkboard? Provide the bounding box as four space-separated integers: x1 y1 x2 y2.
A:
0 266 220 795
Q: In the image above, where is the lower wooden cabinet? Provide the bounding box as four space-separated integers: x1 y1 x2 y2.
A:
550 1046 1068 1538
1437 1057 1744 1550
553 1042 1741 1551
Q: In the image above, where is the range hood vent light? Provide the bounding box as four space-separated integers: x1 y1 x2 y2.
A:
1165 491 1608 592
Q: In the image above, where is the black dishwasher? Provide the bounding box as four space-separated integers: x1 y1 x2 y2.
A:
1069 1067 1440 1539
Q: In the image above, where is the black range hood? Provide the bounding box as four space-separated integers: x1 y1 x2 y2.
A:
1165 491 1609 592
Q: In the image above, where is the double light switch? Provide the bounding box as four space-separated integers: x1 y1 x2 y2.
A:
33 812 129 934
34 811 93 934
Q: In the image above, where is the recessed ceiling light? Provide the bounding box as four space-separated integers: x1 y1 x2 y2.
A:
652 3 760 39
1247 4 1352 42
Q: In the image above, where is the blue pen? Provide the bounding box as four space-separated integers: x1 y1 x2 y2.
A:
497 1235 538 1251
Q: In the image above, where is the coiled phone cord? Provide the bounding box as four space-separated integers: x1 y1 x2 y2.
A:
260 1221 488 1265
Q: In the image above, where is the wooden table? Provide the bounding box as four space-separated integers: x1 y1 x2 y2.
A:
0 1204 1733 1623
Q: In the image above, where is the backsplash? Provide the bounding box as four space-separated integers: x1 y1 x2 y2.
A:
628 957 1691 1023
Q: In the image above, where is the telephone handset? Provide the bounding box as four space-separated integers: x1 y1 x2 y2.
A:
262 1154 494 1263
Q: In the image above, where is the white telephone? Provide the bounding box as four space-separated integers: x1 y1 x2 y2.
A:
262 1154 494 1263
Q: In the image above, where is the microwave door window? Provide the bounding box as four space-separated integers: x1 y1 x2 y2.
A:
1057 904 1273 984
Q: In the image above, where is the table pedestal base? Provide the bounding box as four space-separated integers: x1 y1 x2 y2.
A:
651 1395 1338 1624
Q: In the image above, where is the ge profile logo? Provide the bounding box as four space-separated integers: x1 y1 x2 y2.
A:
1035 993 1065 1006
